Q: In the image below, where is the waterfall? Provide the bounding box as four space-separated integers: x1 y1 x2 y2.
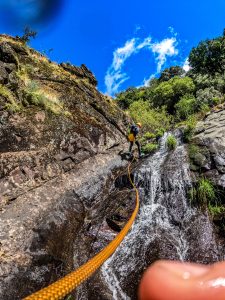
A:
100 132 221 300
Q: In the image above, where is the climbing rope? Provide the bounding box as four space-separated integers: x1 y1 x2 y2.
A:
24 158 139 300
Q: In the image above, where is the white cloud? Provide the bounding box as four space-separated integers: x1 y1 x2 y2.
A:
137 37 152 50
183 58 191 72
105 33 179 95
143 74 155 87
112 39 136 71
105 39 137 96
105 37 152 95
151 38 178 73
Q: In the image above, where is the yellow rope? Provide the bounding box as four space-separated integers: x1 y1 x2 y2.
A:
24 159 139 300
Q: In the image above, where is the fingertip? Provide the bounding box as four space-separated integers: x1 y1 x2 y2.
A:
139 260 225 300
139 261 170 300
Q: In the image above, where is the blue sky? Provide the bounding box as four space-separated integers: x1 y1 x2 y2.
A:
0 0 224 96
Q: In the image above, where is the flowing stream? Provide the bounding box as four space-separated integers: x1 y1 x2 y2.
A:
100 132 221 300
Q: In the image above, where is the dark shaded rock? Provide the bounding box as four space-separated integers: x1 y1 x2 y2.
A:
10 42 29 56
0 61 9 84
106 218 121 232
192 152 208 168
218 175 225 188
214 155 225 173
194 126 205 135
190 163 200 171
60 63 98 86
204 169 219 180
0 42 18 65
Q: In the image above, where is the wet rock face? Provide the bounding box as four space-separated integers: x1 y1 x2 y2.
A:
192 109 225 188
0 35 129 299
83 133 224 300
0 153 129 300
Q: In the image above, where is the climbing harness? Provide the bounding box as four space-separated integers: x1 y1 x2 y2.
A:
24 159 139 300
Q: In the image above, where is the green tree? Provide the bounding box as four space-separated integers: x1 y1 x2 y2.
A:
147 77 159 88
196 87 224 108
128 100 172 132
189 32 225 75
192 73 225 94
17 27 37 44
175 94 197 120
116 87 144 109
159 66 185 82
152 76 195 113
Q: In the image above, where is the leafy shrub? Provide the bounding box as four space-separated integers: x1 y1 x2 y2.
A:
183 115 198 142
142 143 158 154
155 128 165 139
128 100 172 132
115 87 149 109
143 132 156 140
193 73 225 93
5 101 22 112
152 76 195 113
183 127 194 143
166 135 177 150
196 87 224 108
175 94 197 120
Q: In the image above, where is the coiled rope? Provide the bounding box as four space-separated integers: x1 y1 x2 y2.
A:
24 158 139 300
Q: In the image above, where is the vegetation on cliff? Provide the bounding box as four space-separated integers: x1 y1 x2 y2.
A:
116 29 225 139
116 29 225 220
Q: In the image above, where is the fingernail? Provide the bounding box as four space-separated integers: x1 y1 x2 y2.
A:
157 261 210 280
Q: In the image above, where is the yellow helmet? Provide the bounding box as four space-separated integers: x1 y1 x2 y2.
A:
137 122 142 128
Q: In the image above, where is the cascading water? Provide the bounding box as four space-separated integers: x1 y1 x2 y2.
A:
100 131 221 300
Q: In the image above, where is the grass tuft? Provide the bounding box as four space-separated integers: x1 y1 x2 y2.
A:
197 178 215 206
142 143 158 154
208 203 225 217
189 178 217 211
166 135 177 150
0 84 22 112
25 80 69 115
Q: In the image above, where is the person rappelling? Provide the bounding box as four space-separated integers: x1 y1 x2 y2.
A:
128 122 143 158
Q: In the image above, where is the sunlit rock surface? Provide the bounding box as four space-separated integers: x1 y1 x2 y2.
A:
0 35 129 299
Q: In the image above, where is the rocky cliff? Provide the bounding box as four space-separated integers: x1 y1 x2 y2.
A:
190 108 225 234
0 35 131 299
192 108 225 187
1 34 225 300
